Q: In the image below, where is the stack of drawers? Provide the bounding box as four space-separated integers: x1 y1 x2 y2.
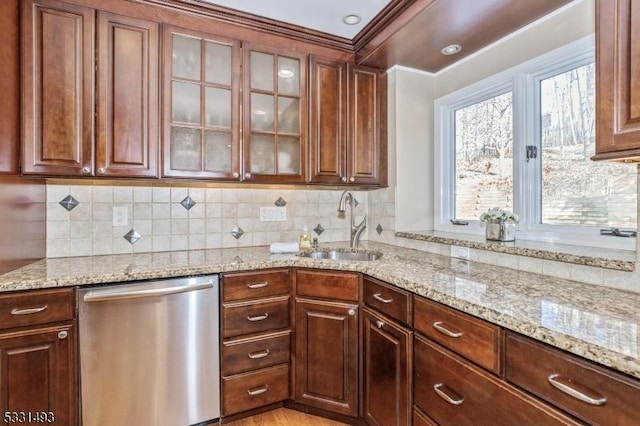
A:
220 269 292 417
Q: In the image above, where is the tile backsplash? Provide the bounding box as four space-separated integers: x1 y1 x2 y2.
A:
46 182 375 258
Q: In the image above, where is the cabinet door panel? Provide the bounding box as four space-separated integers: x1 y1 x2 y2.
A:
0 324 77 426
243 44 306 183
309 57 347 184
96 12 158 177
0 0 20 175
22 0 94 176
363 309 412 426
294 299 358 416
163 26 241 179
594 0 640 159
347 65 385 185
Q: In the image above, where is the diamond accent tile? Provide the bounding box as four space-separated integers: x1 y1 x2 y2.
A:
274 197 287 207
313 224 325 236
59 195 79 211
180 196 196 210
231 226 245 239
123 229 142 244
376 224 384 235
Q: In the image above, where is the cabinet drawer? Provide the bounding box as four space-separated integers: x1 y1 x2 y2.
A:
505 332 640 426
363 276 411 325
222 269 290 302
413 296 501 373
222 330 291 376
222 364 289 416
295 269 359 302
222 296 290 339
0 288 74 330
414 336 581 426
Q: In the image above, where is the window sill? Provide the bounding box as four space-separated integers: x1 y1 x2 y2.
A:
395 230 636 272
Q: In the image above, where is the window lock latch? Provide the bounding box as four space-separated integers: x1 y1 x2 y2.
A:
526 145 537 162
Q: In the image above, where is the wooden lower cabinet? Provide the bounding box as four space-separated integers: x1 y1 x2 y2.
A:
0 323 77 426
414 335 580 426
362 308 412 426
294 298 359 417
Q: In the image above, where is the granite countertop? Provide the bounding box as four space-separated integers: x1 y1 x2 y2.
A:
1 241 639 380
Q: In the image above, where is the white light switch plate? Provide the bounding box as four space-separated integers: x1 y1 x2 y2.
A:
113 206 128 226
260 206 287 222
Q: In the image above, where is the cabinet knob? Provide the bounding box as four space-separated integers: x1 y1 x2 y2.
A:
245 172 252 179
98 167 106 175
376 320 384 329
82 167 91 175
58 330 68 340
349 176 355 182
348 309 356 316
232 172 240 179
341 176 347 183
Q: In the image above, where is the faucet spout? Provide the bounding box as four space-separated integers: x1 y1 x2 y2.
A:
337 191 367 249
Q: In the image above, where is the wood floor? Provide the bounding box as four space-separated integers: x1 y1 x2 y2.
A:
225 408 349 426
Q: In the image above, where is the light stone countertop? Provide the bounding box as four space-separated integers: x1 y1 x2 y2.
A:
1 241 639 381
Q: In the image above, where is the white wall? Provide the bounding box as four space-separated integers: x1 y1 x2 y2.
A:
388 67 435 231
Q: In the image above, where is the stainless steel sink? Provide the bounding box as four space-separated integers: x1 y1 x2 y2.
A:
299 249 382 261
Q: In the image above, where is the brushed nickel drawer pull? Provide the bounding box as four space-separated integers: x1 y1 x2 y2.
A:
58 330 68 339
433 321 463 338
373 293 393 304
10 305 48 315
247 385 269 396
433 383 464 406
247 282 269 289
248 349 270 359
547 374 607 406
376 320 385 329
247 313 269 322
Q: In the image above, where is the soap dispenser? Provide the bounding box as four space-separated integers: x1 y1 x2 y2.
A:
299 226 312 250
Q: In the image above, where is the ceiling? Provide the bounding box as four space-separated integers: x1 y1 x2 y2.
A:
199 0 392 39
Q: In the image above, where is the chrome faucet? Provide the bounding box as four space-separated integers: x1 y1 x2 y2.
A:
338 191 367 249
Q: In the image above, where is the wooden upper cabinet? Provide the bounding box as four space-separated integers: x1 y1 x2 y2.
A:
309 58 387 186
309 57 347 184
593 0 640 160
348 65 387 186
0 0 20 175
96 12 159 178
243 44 307 183
163 26 241 180
21 0 95 176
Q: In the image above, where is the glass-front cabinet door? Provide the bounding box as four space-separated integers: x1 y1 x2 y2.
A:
243 44 307 183
163 27 241 179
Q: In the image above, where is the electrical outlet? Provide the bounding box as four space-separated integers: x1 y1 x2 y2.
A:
259 206 287 222
113 206 128 227
450 245 470 260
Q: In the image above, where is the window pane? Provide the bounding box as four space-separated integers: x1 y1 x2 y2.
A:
172 35 200 80
454 92 513 221
540 64 637 228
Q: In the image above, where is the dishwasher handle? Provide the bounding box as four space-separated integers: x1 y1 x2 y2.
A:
83 281 215 303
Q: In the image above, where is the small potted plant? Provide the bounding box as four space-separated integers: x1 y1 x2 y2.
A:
479 207 519 241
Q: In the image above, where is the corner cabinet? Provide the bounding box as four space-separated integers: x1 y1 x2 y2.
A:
309 58 387 186
593 0 640 161
294 270 359 418
162 27 241 180
21 0 159 177
243 44 307 183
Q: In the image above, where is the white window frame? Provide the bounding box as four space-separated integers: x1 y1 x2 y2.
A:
434 35 636 250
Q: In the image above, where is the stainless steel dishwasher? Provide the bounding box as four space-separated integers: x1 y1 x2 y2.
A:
78 275 220 426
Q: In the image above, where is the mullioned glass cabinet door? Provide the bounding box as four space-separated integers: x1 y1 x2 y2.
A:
243 44 307 183
163 27 241 179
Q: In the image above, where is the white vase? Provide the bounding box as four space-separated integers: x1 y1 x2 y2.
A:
485 222 516 242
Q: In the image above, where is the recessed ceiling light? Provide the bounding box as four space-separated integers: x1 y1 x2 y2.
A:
441 44 462 55
342 14 361 25
277 69 295 78
254 110 266 115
